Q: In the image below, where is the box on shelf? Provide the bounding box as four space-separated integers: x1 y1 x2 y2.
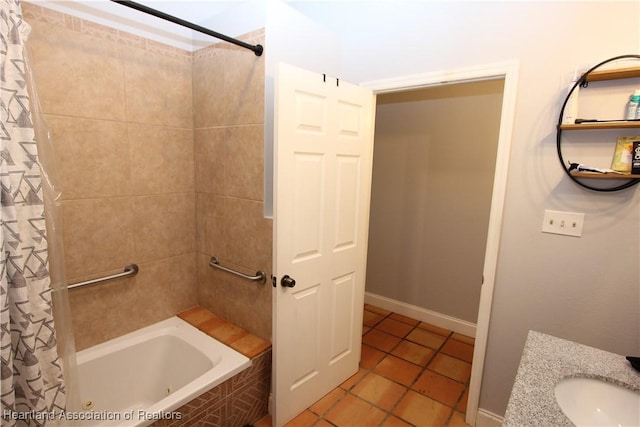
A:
633 140 640 175
611 136 640 173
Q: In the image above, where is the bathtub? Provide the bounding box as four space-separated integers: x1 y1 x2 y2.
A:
73 316 251 426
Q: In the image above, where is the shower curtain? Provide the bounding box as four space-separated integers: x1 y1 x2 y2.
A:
0 0 68 425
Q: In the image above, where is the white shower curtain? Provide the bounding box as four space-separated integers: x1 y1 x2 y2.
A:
0 0 66 425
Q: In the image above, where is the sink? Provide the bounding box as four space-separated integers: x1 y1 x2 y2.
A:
554 377 640 426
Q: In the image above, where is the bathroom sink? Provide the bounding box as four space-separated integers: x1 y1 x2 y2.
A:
554 377 640 426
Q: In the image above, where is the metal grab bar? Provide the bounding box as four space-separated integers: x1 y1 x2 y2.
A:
209 257 266 284
67 264 139 290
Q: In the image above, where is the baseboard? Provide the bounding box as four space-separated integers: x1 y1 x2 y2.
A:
364 292 477 337
473 408 504 427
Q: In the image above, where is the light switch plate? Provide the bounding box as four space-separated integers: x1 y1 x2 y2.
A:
542 210 585 237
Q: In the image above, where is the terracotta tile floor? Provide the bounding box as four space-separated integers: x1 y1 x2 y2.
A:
256 304 474 427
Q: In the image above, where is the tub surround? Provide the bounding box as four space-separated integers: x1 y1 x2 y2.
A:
24 1 197 350
178 306 271 359
151 306 271 427
504 330 640 425
151 349 271 427
23 1 271 348
24 5 270 422
76 316 250 427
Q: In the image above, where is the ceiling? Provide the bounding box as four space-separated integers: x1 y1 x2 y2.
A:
31 1 432 55
36 1 269 51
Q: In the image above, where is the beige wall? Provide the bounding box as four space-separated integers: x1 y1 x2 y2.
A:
302 1 640 416
193 33 272 341
24 3 270 349
367 80 504 324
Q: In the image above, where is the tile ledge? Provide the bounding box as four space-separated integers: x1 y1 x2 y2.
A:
178 305 271 359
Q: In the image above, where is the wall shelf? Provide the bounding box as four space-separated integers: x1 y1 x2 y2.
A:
570 172 640 179
556 54 640 191
559 121 640 130
583 66 640 82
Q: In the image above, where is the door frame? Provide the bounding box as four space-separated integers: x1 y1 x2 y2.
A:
361 60 519 426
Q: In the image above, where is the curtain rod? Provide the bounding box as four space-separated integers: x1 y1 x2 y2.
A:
110 0 263 56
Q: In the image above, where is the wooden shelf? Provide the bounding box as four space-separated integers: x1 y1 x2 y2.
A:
570 171 640 179
558 58 640 191
559 121 640 130
583 66 640 82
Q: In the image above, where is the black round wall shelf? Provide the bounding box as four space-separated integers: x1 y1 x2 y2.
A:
556 54 640 192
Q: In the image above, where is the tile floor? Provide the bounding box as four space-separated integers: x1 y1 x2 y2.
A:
256 304 474 427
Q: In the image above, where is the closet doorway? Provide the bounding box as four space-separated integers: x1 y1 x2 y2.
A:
366 79 504 332
362 61 519 425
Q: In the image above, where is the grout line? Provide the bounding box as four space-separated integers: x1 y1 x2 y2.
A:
297 306 474 427
375 308 471 423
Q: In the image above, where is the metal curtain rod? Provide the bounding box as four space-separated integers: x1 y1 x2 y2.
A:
110 0 264 56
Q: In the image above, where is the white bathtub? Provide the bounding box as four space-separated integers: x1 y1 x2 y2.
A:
73 316 251 426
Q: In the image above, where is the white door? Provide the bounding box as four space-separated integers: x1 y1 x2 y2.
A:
273 63 376 426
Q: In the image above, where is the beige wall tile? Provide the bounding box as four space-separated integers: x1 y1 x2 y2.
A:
132 193 196 262
226 125 264 201
222 272 272 341
46 115 130 200
28 6 270 346
192 44 264 127
194 124 270 339
70 254 197 350
22 3 68 29
131 254 198 327
197 253 227 320
196 193 227 258
192 53 226 128
195 193 208 255
68 266 139 350
128 123 194 195
225 198 272 274
27 20 126 121
123 46 193 128
194 127 227 195
62 197 135 281
193 31 270 341
194 125 263 200
223 48 265 126
198 254 271 341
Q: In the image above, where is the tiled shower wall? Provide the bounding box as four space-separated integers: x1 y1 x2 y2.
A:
23 2 271 349
193 34 272 342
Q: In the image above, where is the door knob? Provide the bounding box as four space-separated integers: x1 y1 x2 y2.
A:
281 275 296 288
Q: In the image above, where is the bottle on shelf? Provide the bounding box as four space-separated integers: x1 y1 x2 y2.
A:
626 89 640 120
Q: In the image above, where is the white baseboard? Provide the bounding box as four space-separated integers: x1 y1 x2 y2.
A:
364 292 477 337
474 408 504 427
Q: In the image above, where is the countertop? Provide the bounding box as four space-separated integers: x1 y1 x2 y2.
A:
504 330 640 426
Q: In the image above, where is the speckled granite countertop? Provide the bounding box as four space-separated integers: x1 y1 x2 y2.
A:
504 330 640 426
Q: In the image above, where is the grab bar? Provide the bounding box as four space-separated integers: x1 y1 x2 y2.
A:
67 264 139 290
209 257 266 284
